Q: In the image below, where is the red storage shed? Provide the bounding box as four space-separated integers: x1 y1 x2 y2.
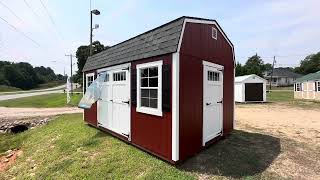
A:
82 16 235 163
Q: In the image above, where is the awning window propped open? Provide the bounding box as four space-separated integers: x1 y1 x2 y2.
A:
78 72 107 109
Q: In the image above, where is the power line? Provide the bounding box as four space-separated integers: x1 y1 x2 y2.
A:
23 0 41 20
39 0 64 40
23 0 66 54
0 16 40 47
0 1 23 22
39 0 56 26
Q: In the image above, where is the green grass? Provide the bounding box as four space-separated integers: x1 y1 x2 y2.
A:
0 114 281 179
0 114 193 179
0 85 22 92
266 86 293 91
266 91 320 109
267 91 293 102
0 93 81 108
33 81 65 90
0 81 64 95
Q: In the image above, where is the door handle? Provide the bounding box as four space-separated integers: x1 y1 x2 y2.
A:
122 101 130 104
206 102 211 106
217 100 222 104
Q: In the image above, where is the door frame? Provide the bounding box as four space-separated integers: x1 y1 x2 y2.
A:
97 63 131 140
202 61 224 146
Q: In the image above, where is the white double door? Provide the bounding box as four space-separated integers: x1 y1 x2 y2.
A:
203 61 223 146
98 64 131 139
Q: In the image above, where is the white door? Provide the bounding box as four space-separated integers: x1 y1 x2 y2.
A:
97 64 131 139
203 61 223 146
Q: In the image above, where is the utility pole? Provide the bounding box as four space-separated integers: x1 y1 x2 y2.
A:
269 56 276 91
65 54 76 94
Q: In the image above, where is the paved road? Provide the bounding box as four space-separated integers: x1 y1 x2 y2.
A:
0 84 81 101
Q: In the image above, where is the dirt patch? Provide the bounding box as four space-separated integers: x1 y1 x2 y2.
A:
0 149 23 172
236 104 320 180
0 107 82 121
236 104 320 144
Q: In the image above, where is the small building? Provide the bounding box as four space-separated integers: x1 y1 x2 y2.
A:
82 16 235 163
235 74 267 102
294 71 320 101
264 67 302 86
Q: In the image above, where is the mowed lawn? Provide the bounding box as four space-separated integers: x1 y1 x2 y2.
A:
267 91 320 108
0 93 81 108
0 114 281 179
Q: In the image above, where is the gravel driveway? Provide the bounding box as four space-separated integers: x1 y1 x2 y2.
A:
0 107 82 121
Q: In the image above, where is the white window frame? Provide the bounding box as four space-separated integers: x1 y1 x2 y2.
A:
316 81 320 92
295 83 302 92
86 73 95 89
136 60 163 116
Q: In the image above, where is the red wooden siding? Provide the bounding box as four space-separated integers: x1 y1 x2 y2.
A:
84 103 97 126
84 71 98 126
179 22 234 160
131 54 172 160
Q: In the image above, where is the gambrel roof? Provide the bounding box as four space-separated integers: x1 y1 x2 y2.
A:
82 16 233 72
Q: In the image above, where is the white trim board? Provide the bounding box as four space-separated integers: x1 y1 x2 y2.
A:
172 52 179 162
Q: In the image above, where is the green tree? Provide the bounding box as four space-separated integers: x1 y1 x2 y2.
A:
294 52 320 75
244 54 265 77
75 41 107 84
235 62 246 76
76 41 105 73
263 63 273 72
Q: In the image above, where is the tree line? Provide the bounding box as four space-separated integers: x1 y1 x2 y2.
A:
236 52 320 77
0 61 66 90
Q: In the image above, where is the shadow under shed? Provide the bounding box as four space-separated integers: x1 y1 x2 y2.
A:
178 130 280 178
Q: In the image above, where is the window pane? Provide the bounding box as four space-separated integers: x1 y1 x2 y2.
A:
149 77 158 87
141 98 149 107
150 89 157 98
122 72 126 80
141 68 148 77
141 89 149 98
149 67 158 77
150 99 158 108
141 78 148 87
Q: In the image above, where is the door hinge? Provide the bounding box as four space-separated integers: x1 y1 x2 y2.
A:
122 133 129 138
122 67 130 71
122 100 130 104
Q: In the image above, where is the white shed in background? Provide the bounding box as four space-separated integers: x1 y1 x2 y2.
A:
235 74 267 103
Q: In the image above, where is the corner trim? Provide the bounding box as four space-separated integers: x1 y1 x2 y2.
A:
172 52 179 161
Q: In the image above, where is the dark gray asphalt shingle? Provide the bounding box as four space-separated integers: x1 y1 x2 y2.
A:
265 68 302 78
83 17 185 72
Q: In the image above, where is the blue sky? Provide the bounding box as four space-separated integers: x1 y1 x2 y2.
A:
0 0 319 75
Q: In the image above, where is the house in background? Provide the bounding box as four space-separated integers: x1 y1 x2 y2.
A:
294 71 320 101
82 16 235 163
264 67 302 86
